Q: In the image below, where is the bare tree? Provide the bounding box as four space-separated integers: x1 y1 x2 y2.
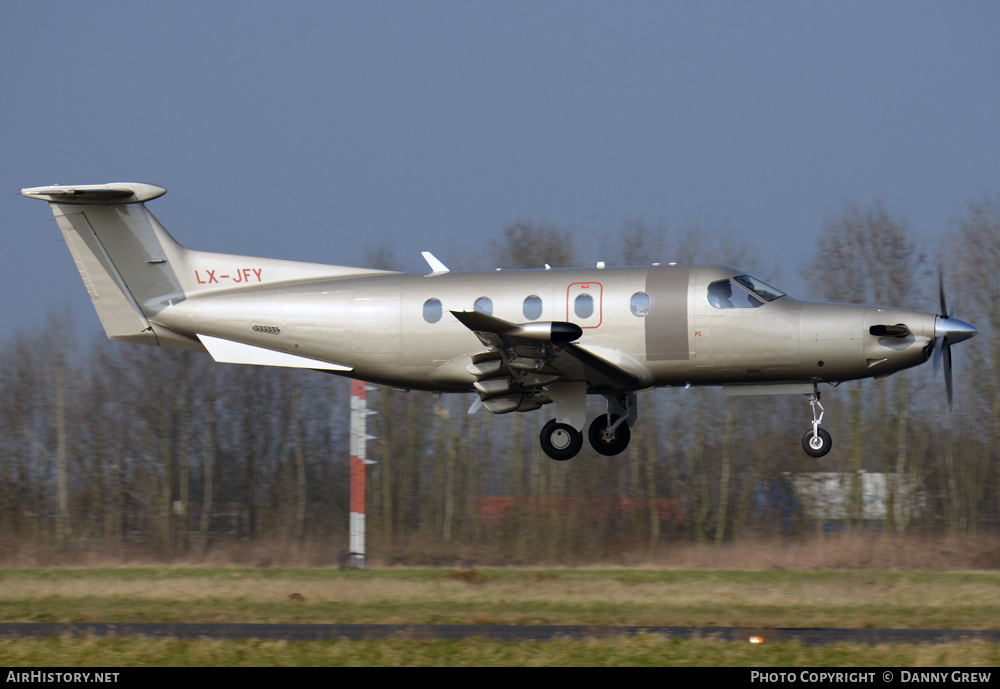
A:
949 192 1000 531
363 242 402 271
490 221 578 269
611 219 668 266
804 200 928 531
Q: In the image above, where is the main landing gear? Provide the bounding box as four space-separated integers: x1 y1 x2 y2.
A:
539 420 583 461
802 386 832 457
588 414 631 456
539 394 635 461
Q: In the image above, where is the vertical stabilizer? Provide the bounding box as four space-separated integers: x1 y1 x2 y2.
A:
22 184 173 346
23 182 393 351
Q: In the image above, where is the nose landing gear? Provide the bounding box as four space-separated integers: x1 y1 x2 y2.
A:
802 387 832 457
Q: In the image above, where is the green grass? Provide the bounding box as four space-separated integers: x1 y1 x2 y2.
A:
1 568 998 628
1 637 998 667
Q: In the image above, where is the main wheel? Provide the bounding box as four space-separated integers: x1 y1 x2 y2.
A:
540 419 583 461
802 428 832 458
588 414 631 456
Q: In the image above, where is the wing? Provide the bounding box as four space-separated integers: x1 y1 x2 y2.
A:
451 310 641 421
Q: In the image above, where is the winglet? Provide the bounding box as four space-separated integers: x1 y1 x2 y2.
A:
421 251 449 277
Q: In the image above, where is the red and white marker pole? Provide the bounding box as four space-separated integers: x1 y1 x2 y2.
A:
348 379 374 569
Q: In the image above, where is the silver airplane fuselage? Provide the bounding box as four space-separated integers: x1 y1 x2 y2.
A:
21 182 975 460
155 265 936 393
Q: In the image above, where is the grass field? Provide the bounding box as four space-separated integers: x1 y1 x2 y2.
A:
2 567 1000 628
2 636 999 667
1 567 999 666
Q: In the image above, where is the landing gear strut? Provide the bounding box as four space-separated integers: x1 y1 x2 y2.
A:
801 387 832 457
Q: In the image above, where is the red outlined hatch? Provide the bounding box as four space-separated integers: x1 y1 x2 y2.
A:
566 282 603 328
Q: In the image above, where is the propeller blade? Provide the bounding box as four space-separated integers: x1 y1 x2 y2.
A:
938 272 948 319
944 340 953 409
933 272 976 410
932 335 943 374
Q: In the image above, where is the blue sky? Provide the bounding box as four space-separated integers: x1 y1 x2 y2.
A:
4 1 998 336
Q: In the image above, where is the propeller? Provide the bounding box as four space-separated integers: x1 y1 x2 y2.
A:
932 273 977 408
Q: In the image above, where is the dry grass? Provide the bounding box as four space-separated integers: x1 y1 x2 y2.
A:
638 533 1000 572
3 533 1000 571
2 568 996 609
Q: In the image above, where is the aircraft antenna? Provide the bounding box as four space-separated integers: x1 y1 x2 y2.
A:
421 251 449 276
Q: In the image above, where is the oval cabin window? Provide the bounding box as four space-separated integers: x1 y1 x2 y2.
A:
474 296 494 315
630 292 650 317
423 298 442 323
523 295 543 320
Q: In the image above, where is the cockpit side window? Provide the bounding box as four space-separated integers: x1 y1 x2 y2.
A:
708 280 735 308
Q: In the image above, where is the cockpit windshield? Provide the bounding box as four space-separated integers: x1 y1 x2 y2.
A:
733 275 784 302
707 275 785 309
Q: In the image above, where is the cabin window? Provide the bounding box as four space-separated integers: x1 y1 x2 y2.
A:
474 296 493 315
574 293 594 319
523 295 543 320
630 292 650 317
423 298 443 323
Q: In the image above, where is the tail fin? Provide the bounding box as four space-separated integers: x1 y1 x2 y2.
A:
22 182 388 350
22 183 174 347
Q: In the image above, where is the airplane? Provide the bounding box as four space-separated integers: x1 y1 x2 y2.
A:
22 182 978 461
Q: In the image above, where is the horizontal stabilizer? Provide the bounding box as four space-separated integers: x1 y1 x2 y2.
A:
21 183 167 204
197 334 352 371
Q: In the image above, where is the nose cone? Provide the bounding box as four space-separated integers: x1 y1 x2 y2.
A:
936 316 978 345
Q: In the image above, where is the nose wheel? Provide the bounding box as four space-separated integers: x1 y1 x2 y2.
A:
802 428 832 457
802 389 832 457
